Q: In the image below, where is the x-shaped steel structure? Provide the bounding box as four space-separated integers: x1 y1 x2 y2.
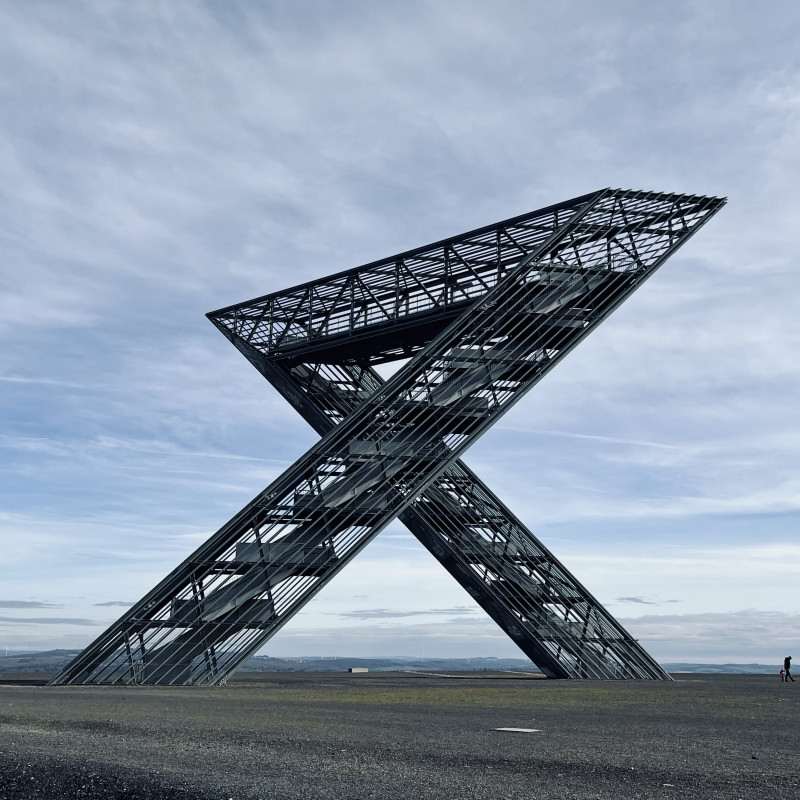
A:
52 188 724 685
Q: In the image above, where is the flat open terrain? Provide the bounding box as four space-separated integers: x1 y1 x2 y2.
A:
1 672 797 799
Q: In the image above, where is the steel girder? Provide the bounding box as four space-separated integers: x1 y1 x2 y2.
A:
51 188 724 686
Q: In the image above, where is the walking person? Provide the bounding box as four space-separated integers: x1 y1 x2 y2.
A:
785 656 795 682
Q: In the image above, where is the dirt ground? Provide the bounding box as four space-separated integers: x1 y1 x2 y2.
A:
0 672 797 799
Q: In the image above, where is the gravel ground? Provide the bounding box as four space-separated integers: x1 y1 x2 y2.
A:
1 672 797 799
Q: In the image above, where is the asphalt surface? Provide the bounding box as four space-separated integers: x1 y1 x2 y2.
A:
1 672 797 799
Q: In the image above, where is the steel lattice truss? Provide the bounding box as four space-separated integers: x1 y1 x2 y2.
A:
51 188 725 686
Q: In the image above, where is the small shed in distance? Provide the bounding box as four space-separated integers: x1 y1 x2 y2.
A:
348 667 368 673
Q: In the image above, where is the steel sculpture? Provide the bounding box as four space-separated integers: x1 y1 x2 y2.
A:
51 188 725 685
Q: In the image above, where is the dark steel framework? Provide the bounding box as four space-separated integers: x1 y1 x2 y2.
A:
51 188 724 685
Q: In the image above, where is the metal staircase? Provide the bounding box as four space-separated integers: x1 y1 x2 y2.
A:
50 188 724 685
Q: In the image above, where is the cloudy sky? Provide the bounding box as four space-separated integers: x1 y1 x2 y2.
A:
2 1 799 665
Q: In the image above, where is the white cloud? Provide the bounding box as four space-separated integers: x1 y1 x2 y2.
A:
265 616 516 659
1 0 799 661
257 609 800 664
560 544 800 619
622 610 800 664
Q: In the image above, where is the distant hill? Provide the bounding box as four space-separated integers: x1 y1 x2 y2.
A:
0 649 81 673
237 655 543 673
237 657 779 675
0 651 540 676
662 663 779 675
0 650 779 676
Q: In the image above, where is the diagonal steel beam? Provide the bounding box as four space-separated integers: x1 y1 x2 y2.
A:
51 189 724 685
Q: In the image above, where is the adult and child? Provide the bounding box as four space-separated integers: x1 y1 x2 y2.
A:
781 656 794 682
